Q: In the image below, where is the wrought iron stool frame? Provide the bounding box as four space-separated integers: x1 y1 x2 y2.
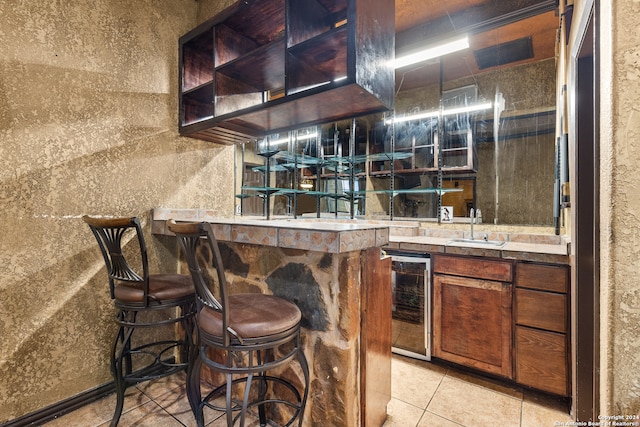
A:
168 220 309 427
83 216 196 427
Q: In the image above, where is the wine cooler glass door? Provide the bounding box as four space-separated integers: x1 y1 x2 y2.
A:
391 253 431 360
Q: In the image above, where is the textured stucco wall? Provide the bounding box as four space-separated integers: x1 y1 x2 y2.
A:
195 0 237 25
0 0 235 422
599 0 640 418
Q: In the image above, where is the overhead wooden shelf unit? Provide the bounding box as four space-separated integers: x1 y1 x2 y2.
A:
179 0 395 144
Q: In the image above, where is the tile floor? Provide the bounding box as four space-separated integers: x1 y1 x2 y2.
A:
43 355 573 427
384 355 573 427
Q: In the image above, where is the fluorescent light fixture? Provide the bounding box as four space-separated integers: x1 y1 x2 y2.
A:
386 102 493 124
443 102 493 116
265 132 318 146
388 110 438 124
294 132 318 141
394 36 470 69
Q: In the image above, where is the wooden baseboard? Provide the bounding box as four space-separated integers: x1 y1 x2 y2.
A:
0 382 115 427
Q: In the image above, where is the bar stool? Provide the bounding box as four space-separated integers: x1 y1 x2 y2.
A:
167 220 309 427
83 216 196 427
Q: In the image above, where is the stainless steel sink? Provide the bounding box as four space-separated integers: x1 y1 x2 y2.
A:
446 238 506 247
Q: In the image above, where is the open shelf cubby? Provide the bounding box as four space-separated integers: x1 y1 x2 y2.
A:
179 0 394 144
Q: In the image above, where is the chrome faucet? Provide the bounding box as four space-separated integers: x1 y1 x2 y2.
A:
469 208 475 240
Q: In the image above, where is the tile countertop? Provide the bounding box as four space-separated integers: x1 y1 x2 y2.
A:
385 234 570 264
151 208 389 254
152 209 570 263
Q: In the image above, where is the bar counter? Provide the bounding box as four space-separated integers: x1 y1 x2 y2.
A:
152 209 392 427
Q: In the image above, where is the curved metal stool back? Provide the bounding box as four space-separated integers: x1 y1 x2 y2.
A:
83 216 196 427
168 220 309 427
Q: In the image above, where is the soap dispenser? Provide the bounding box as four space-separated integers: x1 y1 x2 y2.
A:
477 209 482 224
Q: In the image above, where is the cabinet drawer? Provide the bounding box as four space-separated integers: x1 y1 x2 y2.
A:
433 255 512 282
516 263 568 293
515 326 569 396
515 288 567 333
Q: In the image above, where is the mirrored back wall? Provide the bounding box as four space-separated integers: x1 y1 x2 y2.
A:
234 12 559 226
391 56 557 226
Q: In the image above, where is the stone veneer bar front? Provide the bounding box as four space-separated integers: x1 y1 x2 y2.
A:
152 208 392 427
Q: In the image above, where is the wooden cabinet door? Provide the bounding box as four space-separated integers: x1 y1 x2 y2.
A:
433 274 513 378
515 326 569 395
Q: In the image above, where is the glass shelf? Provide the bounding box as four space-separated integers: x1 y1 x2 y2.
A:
344 188 463 197
255 149 281 158
240 186 350 198
235 193 255 199
240 186 283 197
236 115 471 220
326 151 413 164
252 164 291 173
322 163 351 173
274 151 334 166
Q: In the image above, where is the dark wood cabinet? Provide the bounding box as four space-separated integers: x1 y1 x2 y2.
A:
360 248 392 427
432 255 514 378
179 0 394 144
430 255 570 395
514 262 570 396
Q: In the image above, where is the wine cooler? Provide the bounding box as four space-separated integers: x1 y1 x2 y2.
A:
388 251 431 360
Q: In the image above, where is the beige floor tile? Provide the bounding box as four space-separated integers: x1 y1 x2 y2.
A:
445 367 523 400
136 372 186 400
206 409 262 427
391 356 446 409
427 376 522 427
418 410 464 427
521 391 572 427
44 387 150 426
152 383 223 427
152 384 196 426
521 400 572 427
44 356 582 427
97 399 182 427
383 398 425 427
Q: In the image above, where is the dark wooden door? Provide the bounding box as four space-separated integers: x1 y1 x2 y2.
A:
433 274 513 378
